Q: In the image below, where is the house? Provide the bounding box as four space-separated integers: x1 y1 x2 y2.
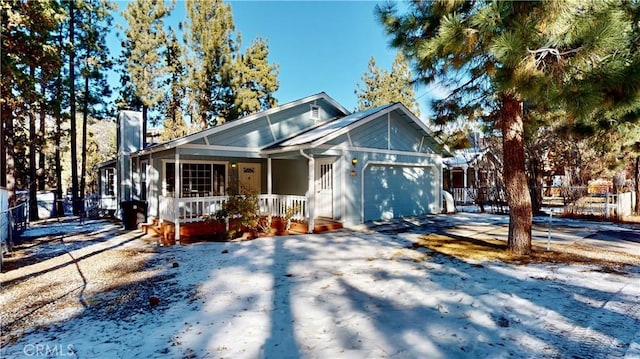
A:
443 133 502 206
95 92 447 241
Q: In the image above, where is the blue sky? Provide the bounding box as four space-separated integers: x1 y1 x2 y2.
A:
108 1 437 119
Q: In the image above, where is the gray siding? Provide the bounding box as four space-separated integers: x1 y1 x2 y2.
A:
209 118 273 147
349 116 388 149
204 98 345 148
389 116 421 152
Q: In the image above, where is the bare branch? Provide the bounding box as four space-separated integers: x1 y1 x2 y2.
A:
528 46 582 67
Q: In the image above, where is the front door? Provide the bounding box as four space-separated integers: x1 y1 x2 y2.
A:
239 163 261 194
315 158 334 218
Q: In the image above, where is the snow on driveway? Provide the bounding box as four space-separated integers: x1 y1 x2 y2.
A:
1 221 639 358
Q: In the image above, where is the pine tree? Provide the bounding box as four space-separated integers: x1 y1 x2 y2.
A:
231 37 279 119
1 0 63 213
76 0 114 201
184 0 279 127
356 51 419 116
184 0 237 127
121 0 171 135
378 1 640 255
159 28 189 142
356 56 386 110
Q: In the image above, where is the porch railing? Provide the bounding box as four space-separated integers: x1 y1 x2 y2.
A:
452 187 477 204
159 194 307 224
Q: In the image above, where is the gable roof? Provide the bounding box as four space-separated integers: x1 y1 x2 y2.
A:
444 147 502 167
263 102 448 154
134 92 349 156
265 104 394 149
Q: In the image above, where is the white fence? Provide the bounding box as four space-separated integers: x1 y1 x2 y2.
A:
159 194 307 224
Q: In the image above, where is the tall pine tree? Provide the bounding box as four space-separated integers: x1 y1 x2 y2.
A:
184 0 237 127
184 0 279 127
378 1 640 255
231 37 279 119
356 51 419 116
76 0 114 201
121 0 171 135
159 28 190 141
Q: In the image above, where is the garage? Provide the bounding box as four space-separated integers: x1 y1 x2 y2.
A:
363 164 437 222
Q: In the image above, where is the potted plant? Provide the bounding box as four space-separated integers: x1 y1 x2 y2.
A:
277 203 301 235
215 186 267 240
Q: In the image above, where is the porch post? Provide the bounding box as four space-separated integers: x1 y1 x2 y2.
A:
308 157 315 233
150 154 155 219
300 149 315 233
267 157 273 220
174 152 180 243
463 165 468 203
267 157 272 196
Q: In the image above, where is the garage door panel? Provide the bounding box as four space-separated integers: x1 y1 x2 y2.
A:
364 165 434 222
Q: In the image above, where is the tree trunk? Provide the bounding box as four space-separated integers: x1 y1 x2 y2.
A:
69 0 80 215
55 29 64 217
29 111 39 221
29 61 39 221
38 78 46 191
55 114 63 217
0 103 6 189
635 155 639 215
2 101 16 206
527 155 543 214
501 94 532 255
80 74 89 214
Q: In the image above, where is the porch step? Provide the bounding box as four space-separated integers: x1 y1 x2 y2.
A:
313 217 343 233
141 218 162 235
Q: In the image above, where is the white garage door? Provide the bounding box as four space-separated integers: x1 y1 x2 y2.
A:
363 164 436 222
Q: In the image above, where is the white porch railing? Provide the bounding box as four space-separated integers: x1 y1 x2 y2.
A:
452 187 478 204
159 194 307 224
258 194 307 221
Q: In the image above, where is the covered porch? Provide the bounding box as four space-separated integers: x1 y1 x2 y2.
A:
147 150 341 241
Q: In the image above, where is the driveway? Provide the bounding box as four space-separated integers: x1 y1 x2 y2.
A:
361 212 640 257
1 215 639 359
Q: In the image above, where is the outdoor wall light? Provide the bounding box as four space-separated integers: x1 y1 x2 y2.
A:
351 158 358 167
231 163 237 169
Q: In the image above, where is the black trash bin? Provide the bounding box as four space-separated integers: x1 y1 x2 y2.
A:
133 200 148 225
121 201 137 230
121 200 148 230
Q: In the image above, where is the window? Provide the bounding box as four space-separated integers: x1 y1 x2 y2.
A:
319 163 333 190
165 162 226 197
166 163 175 195
140 161 147 201
102 168 115 196
182 163 212 197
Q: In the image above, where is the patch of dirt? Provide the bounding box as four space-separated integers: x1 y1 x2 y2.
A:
0 230 168 347
414 233 640 271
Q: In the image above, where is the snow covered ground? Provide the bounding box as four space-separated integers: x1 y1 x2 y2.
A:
1 217 639 358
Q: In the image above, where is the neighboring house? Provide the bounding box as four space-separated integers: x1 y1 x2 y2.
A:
92 159 117 216
443 144 502 205
95 92 447 241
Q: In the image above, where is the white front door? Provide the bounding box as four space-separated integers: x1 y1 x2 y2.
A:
239 163 261 194
315 158 334 218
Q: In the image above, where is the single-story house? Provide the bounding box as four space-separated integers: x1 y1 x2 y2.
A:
443 137 502 205
96 92 448 241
